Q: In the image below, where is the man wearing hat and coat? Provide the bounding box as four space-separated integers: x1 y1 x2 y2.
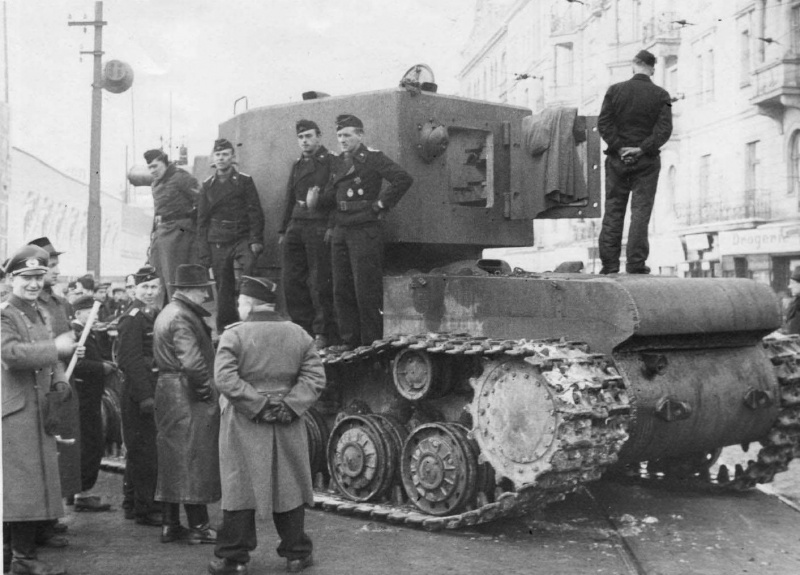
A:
2 244 79 575
145 149 201 303
152 264 220 545
279 119 338 350
70 295 116 512
116 266 164 526
597 49 672 275
27 237 82 531
209 276 325 575
322 114 413 351
197 138 265 332
783 267 800 335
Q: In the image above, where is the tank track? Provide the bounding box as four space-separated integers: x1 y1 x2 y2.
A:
313 333 631 531
618 334 800 491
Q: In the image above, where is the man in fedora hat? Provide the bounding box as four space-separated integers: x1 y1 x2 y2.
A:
209 276 325 575
597 49 673 275
144 148 202 304
2 244 79 575
783 266 800 335
322 114 413 351
279 119 339 351
197 138 265 333
153 264 220 545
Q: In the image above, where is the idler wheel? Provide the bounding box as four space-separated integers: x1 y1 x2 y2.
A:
392 349 449 401
327 414 398 502
401 422 479 516
302 407 329 477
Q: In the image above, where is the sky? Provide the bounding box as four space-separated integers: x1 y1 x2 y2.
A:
5 0 477 199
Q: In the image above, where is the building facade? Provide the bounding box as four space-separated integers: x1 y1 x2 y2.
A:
460 0 800 292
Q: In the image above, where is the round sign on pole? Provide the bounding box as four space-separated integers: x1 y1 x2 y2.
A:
103 60 134 94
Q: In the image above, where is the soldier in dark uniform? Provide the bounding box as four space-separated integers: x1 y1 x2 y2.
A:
197 138 265 332
70 295 115 512
145 149 201 303
597 49 672 275
279 120 338 350
322 114 413 351
116 266 163 526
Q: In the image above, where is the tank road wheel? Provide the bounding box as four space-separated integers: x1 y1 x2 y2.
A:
327 415 399 502
401 423 479 516
392 349 447 401
303 407 329 477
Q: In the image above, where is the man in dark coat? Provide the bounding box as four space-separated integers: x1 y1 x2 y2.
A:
597 49 672 275
197 138 265 332
145 149 201 303
322 114 413 351
209 276 325 575
153 264 220 545
279 119 338 350
27 237 81 534
116 265 163 526
783 266 800 335
2 244 79 575
70 295 116 512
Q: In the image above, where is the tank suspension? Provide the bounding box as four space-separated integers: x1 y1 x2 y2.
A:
303 407 330 479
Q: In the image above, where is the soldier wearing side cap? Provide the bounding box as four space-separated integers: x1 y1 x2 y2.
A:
144 148 201 304
279 119 339 350
321 114 413 351
209 276 325 575
116 266 163 527
198 138 265 332
2 245 79 575
597 49 673 275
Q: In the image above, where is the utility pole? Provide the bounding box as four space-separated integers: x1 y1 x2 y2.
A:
69 2 106 276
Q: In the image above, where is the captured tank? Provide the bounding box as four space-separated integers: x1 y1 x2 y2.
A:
216 67 800 530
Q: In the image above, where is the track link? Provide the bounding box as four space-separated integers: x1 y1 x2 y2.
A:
315 333 631 530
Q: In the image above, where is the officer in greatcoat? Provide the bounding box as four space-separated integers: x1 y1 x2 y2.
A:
322 114 413 351
145 148 201 303
209 276 325 575
27 237 81 535
197 138 265 332
153 264 221 545
117 265 163 526
279 119 338 350
2 245 79 575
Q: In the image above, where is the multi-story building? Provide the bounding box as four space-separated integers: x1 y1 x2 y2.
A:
459 0 800 292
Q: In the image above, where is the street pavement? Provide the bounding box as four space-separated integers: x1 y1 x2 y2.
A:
30 458 800 575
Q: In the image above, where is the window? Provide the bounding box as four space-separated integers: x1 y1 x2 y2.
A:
664 56 678 96
745 140 761 195
740 29 751 86
699 154 711 203
758 0 767 63
790 131 800 195
554 42 574 86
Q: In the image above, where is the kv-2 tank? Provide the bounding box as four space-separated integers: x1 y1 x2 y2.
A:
217 70 800 530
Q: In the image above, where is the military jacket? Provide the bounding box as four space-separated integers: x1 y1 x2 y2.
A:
322 143 413 227
279 145 336 233
198 168 265 245
152 163 200 220
116 299 159 403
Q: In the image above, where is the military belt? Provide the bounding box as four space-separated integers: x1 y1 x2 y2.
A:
338 200 370 212
155 211 195 224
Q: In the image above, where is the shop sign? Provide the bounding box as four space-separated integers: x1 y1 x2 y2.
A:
718 225 800 255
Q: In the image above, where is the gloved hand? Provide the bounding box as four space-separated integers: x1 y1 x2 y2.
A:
139 397 155 415
192 382 214 403
250 242 264 256
258 403 281 424
275 401 297 424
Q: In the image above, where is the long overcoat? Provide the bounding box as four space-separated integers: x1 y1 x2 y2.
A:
2 295 65 521
153 293 220 504
214 310 325 517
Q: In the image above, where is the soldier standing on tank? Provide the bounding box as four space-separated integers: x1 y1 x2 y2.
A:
197 138 265 332
209 276 325 575
597 49 672 275
116 265 163 527
145 149 201 303
322 114 413 352
279 119 338 350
